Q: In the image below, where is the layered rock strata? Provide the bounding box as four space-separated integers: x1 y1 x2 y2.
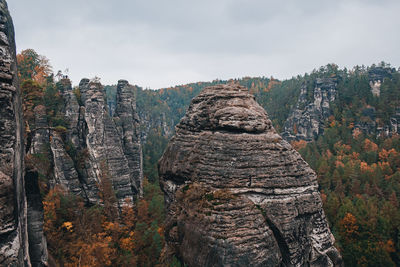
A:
29 105 49 155
159 84 343 267
49 132 83 197
0 0 30 265
80 80 136 204
114 80 143 196
39 78 143 206
282 78 338 142
25 169 48 267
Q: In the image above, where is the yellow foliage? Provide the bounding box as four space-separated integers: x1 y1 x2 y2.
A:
62 222 74 232
340 212 359 236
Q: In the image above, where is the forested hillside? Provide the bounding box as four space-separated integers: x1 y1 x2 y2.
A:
131 62 400 266
18 48 399 266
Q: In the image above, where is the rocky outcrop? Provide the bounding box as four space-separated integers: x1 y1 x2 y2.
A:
352 107 377 135
368 66 394 97
60 79 83 148
29 105 49 155
114 80 143 196
159 84 342 266
49 131 84 197
80 80 136 204
0 0 30 265
387 108 400 135
351 106 400 138
36 78 144 206
282 77 338 141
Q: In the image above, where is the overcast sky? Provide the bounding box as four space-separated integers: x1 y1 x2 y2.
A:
7 0 400 89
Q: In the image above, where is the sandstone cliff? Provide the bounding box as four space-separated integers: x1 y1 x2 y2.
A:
80 79 138 204
281 67 400 142
282 77 338 142
0 0 31 265
159 84 343 266
114 80 143 196
368 66 394 97
27 77 144 206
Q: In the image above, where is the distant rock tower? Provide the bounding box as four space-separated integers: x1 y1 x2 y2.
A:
368 66 394 97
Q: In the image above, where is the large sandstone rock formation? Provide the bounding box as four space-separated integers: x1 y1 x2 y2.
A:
114 80 143 196
28 78 144 206
159 84 343 266
80 79 137 204
0 0 31 265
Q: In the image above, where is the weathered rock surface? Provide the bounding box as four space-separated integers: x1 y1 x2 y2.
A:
81 80 136 204
60 79 83 148
159 84 343 267
25 104 49 267
25 168 48 267
29 105 49 155
368 66 394 97
30 78 143 207
114 80 143 196
49 131 84 197
351 104 400 138
282 78 338 142
0 0 30 265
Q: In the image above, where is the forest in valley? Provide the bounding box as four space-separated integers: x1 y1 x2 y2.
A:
19 48 400 266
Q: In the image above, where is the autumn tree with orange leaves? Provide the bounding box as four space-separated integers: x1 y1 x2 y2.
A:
43 177 165 266
17 49 52 84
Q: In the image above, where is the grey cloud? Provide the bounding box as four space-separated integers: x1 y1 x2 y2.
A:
7 0 400 88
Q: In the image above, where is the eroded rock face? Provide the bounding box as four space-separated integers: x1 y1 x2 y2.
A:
114 80 143 196
31 78 143 208
0 0 30 265
159 84 343 267
61 79 82 148
25 169 48 267
49 132 84 197
81 80 135 204
29 105 49 155
282 78 338 142
368 66 394 97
